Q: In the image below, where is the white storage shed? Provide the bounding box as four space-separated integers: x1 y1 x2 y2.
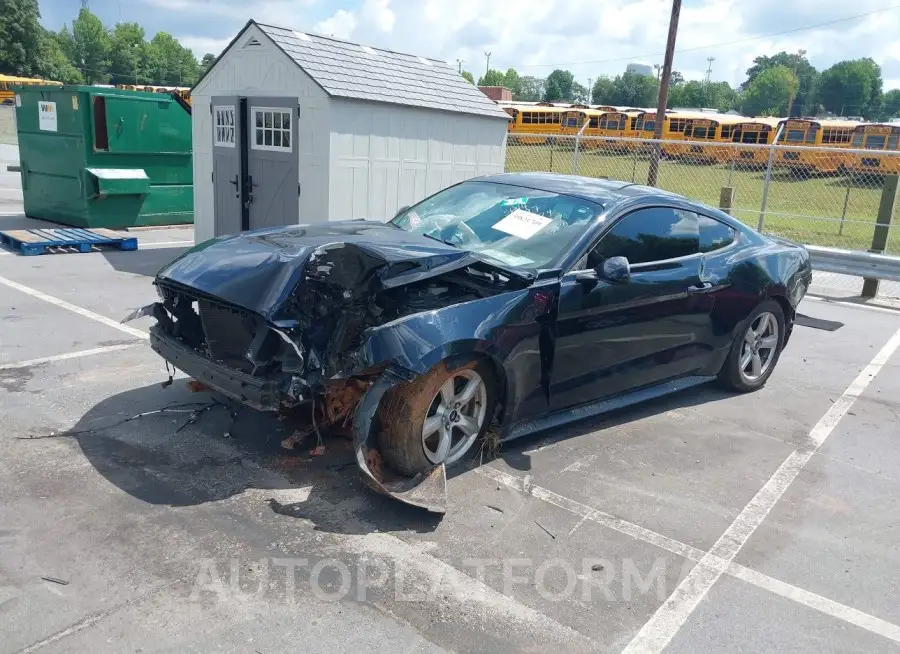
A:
190 20 510 242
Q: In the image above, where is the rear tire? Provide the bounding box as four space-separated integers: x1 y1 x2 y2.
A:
718 299 785 393
377 359 496 476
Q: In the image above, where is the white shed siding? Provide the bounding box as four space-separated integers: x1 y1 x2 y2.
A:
327 100 506 222
191 23 329 242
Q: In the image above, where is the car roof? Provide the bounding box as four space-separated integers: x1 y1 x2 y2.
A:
470 172 685 207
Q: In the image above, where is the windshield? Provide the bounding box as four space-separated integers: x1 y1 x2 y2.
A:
390 181 604 270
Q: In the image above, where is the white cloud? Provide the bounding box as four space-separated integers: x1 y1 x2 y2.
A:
176 35 233 57
301 0 900 90
313 9 357 39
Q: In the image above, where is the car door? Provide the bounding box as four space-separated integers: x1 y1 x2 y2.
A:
550 206 715 411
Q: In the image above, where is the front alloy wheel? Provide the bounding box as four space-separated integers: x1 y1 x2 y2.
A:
378 359 496 476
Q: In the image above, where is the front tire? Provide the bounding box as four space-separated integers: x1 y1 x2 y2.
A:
377 359 496 476
718 300 785 392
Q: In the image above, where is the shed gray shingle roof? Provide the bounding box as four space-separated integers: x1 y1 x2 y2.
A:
255 22 509 120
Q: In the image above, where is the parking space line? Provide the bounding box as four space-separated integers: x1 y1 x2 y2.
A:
728 564 900 645
479 465 900 647
804 295 900 316
0 275 149 340
0 344 139 370
476 467 706 561
623 325 900 654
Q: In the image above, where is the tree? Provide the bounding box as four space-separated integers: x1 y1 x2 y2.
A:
0 0 44 76
744 51 818 116
881 89 900 120
147 32 199 86
669 70 685 86
591 76 616 104
200 52 216 73
502 68 521 98
544 69 576 102
741 65 797 117
817 58 883 119
460 70 474 84
109 22 148 84
609 72 658 107
37 30 83 83
477 68 505 87
72 7 111 83
571 81 588 103
517 76 544 102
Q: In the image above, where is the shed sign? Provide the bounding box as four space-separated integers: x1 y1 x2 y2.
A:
38 101 58 132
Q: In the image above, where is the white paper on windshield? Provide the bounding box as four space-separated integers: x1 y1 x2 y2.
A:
491 209 552 240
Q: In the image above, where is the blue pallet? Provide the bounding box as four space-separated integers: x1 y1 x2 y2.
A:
0 228 139 256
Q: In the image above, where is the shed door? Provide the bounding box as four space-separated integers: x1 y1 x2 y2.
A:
211 97 242 236
247 98 299 230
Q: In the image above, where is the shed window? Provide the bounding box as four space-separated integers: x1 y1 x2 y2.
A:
214 106 235 147
252 107 292 152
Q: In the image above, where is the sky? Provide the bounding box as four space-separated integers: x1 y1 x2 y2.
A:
37 0 900 91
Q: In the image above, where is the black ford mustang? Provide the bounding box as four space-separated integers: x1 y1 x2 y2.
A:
128 173 812 512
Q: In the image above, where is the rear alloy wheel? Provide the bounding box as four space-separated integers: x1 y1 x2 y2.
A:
718 299 785 392
378 360 495 476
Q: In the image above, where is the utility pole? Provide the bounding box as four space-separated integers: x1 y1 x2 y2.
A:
787 48 806 117
654 64 662 104
705 57 715 84
484 52 491 77
456 59 463 74
587 78 593 103
648 0 681 188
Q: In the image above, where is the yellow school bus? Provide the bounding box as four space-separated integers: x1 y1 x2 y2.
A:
508 105 565 144
115 84 192 104
844 123 900 176
717 117 781 166
775 118 859 174
0 74 62 105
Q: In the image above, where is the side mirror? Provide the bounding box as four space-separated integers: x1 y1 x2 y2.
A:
601 256 631 283
394 205 410 219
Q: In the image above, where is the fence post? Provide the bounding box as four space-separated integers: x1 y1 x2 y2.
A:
757 123 784 232
719 187 735 215
861 174 898 298
572 119 589 175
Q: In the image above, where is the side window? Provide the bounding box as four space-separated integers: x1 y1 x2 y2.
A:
698 214 736 253
589 207 699 266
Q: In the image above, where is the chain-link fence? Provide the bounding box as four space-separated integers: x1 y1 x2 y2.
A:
505 133 900 296
505 133 899 253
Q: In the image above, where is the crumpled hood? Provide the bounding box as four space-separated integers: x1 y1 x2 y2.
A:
156 221 474 318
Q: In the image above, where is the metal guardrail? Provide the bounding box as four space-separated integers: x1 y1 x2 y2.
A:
805 245 900 283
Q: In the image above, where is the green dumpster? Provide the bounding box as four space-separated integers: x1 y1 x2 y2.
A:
13 85 193 228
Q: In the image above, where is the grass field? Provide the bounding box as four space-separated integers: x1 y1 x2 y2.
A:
505 143 900 255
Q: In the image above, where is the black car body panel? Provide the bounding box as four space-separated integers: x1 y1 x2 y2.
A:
135 173 812 512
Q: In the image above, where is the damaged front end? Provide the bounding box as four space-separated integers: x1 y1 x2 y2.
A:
127 223 535 513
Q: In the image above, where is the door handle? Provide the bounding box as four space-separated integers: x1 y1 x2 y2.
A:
688 282 713 293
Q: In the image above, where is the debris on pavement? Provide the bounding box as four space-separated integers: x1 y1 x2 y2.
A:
186 379 211 393
535 520 556 540
41 576 69 585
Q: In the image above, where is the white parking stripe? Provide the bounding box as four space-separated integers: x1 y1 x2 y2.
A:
728 564 900 644
0 344 139 370
0 275 149 340
623 325 900 654
480 466 900 647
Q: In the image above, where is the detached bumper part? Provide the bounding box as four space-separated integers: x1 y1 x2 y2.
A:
148 325 282 411
352 367 448 514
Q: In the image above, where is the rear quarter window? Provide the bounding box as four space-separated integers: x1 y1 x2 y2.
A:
698 214 736 253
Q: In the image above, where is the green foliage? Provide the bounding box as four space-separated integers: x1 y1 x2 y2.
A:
201 53 217 73
38 30 83 83
0 3 201 88
881 89 900 120
741 65 797 117
669 80 739 112
72 7 111 83
478 68 505 86
460 70 474 84
744 51 817 116
610 72 658 107
109 22 147 84
591 76 616 104
544 69 576 102
516 76 544 102
0 0 44 77
817 58 883 120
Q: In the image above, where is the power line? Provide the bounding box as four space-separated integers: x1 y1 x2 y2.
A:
503 5 900 70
